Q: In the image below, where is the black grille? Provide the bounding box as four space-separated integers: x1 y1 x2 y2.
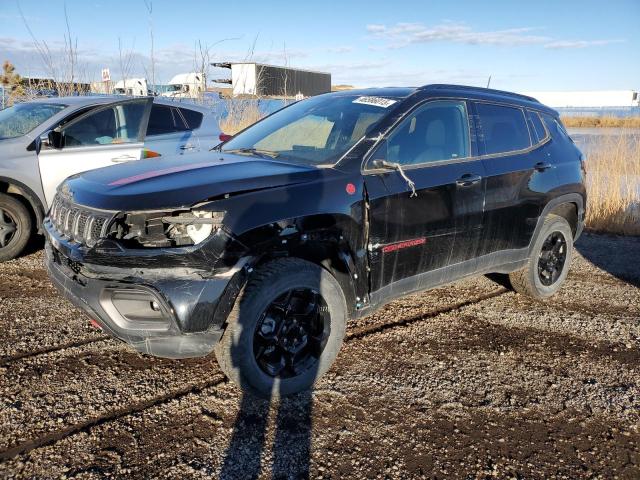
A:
48 194 114 247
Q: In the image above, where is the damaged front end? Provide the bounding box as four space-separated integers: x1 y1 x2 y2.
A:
44 196 250 359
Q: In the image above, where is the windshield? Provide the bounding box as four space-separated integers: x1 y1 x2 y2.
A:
0 103 66 140
221 94 398 165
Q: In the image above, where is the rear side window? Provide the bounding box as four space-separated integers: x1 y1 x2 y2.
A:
178 108 203 130
528 110 548 143
147 105 190 136
475 103 531 155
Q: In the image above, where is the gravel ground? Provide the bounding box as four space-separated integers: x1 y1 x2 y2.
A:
0 232 638 479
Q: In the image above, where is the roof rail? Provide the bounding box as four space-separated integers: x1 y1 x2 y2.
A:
418 84 540 103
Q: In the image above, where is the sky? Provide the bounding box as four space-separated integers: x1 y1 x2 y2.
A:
1 0 639 92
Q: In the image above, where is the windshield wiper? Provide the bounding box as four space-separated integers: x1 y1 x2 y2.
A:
372 159 417 197
223 148 280 159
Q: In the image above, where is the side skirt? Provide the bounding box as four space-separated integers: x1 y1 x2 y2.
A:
358 247 528 317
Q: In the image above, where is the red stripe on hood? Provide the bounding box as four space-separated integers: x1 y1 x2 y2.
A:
108 161 216 186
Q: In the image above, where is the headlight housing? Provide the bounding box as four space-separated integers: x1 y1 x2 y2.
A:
108 210 225 248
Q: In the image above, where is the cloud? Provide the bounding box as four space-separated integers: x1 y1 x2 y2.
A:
326 46 354 54
367 22 624 51
544 39 624 49
367 22 550 47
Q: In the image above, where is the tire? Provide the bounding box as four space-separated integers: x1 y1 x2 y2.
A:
0 193 33 262
214 257 347 398
509 214 573 300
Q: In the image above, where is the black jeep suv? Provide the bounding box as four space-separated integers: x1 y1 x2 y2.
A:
44 85 586 396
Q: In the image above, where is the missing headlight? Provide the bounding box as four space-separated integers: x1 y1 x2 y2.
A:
109 210 224 248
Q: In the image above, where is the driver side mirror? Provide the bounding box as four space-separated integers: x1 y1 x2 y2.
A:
46 130 63 150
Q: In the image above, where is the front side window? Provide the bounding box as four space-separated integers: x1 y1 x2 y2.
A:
62 102 146 147
476 102 531 155
0 103 66 139
376 100 470 166
221 94 394 165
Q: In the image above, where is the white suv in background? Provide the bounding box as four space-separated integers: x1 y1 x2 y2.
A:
0 95 221 261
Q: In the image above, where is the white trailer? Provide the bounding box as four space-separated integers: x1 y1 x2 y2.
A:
522 90 640 108
161 73 205 99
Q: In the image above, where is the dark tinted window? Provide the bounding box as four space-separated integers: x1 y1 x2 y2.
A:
541 113 572 142
476 103 531 155
528 110 547 143
179 108 203 129
381 100 469 166
147 105 179 136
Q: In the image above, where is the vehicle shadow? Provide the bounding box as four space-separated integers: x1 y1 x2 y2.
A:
219 387 315 479
218 175 323 479
574 232 640 288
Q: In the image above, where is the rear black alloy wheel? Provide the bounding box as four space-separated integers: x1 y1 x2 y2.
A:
508 214 573 300
253 288 331 378
537 231 567 286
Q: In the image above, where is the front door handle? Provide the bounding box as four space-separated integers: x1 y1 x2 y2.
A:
111 155 137 163
456 173 482 187
534 161 553 172
179 144 195 150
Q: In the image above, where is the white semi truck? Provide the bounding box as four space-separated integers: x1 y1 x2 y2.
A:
161 73 206 99
112 78 153 96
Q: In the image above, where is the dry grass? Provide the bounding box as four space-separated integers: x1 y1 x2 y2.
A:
562 116 640 128
585 134 640 235
219 100 264 135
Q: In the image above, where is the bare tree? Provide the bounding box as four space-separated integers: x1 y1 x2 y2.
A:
118 37 136 93
18 0 85 96
142 0 156 88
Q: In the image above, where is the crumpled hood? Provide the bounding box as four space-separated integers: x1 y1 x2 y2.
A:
64 151 319 211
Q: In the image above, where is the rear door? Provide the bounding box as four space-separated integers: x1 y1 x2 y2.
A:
38 97 152 207
473 101 556 256
144 104 203 156
364 99 486 293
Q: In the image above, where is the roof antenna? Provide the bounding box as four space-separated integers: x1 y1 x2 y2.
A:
486 75 492 88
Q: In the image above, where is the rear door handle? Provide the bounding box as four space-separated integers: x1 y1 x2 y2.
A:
534 161 553 172
456 173 482 187
111 155 137 163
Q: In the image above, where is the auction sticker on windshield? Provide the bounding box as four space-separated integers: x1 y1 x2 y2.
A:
352 96 397 108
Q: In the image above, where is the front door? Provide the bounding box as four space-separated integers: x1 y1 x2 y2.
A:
38 98 153 207
364 99 486 294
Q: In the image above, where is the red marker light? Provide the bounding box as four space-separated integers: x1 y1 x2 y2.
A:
89 319 103 331
346 183 356 195
219 133 232 142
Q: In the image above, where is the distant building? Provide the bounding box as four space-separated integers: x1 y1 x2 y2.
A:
522 90 640 117
212 62 331 98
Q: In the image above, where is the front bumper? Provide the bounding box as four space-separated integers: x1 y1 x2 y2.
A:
44 223 246 359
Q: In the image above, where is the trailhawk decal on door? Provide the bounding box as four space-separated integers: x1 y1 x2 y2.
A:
373 237 427 254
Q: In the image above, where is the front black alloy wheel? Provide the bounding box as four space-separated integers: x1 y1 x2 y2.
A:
537 231 568 286
214 258 347 398
253 288 331 378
